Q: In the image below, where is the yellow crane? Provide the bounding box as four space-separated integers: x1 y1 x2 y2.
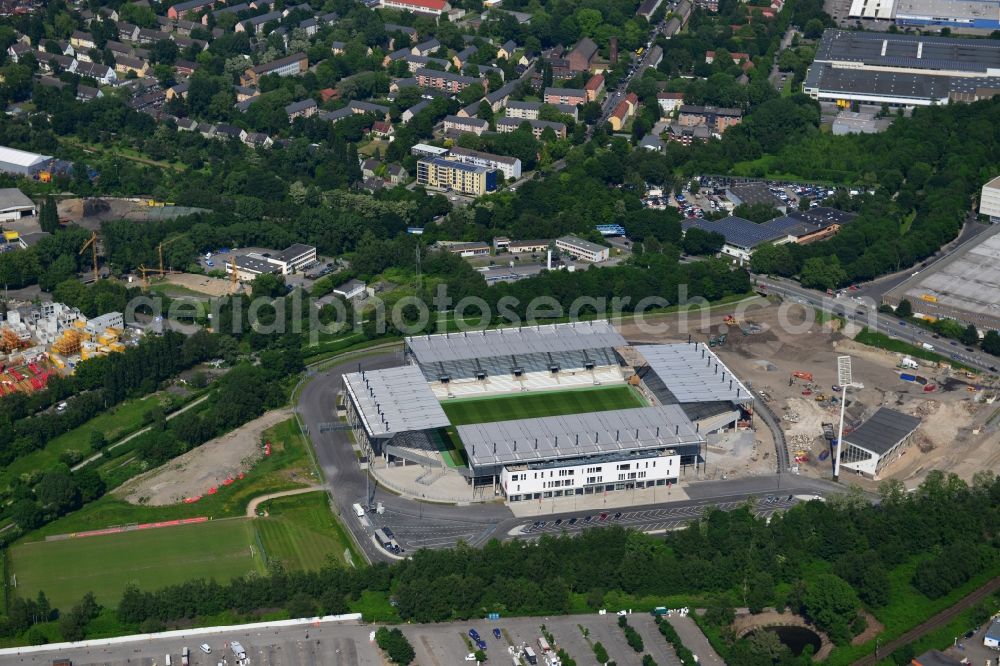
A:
157 236 186 275
79 231 99 283
229 256 240 293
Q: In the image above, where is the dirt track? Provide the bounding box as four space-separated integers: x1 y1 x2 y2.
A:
116 408 292 505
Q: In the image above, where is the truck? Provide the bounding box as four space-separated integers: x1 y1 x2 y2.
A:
537 637 551 654
651 606 668 617
921 342 935 351
182 647 190 666
524 647 538 665
352 503 365 517
231 641 247 660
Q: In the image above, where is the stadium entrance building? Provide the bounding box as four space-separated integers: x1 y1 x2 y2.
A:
341 323 756 503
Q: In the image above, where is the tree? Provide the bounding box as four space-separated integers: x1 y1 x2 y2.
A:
959 324 979 346
682 228 724 255
802 574 861 645
982 330 1000 356
40 196 59 233
749 243 795 276
800 256 848 291
35 470 81 515
287 592 315 619
10 499 42 530
895 299 913 318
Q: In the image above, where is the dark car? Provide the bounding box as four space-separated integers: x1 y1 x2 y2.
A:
554 518 562 526
568 517 577 525
613 512 622 520
584 515 592 522
990 366 998 372
532 521 541 528
493 629 502 640
950 341 959 346
469 629 481 642
599 512 608 521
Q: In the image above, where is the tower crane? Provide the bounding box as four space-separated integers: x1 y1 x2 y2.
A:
79 231 99 283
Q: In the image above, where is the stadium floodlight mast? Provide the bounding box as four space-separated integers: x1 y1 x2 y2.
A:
833 355 853 482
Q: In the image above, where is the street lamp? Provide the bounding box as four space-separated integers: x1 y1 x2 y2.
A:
833 356 853 483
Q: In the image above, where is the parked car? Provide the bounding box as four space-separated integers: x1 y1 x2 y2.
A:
493 629 502 640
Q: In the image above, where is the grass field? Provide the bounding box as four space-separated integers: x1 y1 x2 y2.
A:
10 519 263 609
441 385 645 425
255 491 360 570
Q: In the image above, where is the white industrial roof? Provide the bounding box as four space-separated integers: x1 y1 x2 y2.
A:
636 343 753 405
405 321 626 364
460 404 703 470
0 188 35 212
343 365 450 437
0 145 51 168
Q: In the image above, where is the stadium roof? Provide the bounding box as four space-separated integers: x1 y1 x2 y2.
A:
405 321 626 364
0 145 51 169
636 343 753 404
844 407 921 455
459 404 704 470
343 365 450 437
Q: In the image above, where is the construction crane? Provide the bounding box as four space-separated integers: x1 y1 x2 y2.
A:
157 236 185 275
137 263 164 288
79 231 99 283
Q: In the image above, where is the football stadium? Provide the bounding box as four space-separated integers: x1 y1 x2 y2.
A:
341 322 754 503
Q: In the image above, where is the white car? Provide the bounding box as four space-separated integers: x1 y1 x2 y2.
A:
617 610 628 616
465 653 478 661
199 644 212 654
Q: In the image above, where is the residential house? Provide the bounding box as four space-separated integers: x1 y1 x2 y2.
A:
348 100 391 119
608 92 639 131
705 50 751 65
243 132 273 148
285 98 318 121
74 60 117 85
496 118 566 139
412 38 441 56
443 115 489 136
168 0 215 20
378 0 450 15
240 52 307 87
677 104 743 133
236 10 284 35
401 99 430 122
584 74 605 101
115 55 149 77
497 39 518 60
543 86 587 106
416 68 485 93
657 91 685 115
212 124 248 142
453 45 478 69
371 121 395 139
70 31 96 51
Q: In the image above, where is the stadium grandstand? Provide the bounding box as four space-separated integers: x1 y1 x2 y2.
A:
404 321 627 397
341 323 757 502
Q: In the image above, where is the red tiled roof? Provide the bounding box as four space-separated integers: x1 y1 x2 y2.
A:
584 74 604 90
389 0 447 9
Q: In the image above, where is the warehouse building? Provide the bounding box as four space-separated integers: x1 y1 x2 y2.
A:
0 188 36 221
555 235 610 262
838 407 921 478
681 216 788 264
849 0 1000 30
0 146 53 177
979 174 1000 223
804 29 1000 106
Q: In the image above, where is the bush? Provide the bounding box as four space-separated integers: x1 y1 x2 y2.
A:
593 641 609 663
618 617 644 652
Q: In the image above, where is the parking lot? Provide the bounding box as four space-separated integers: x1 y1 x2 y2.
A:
2 612 725 666
407 613 685 666
197 246 337 292
643 177 846 222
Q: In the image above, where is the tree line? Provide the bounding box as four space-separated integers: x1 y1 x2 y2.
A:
5 471 993 651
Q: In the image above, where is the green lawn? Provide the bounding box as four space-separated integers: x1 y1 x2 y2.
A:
10 518 262 609
441 385 646 425
255 491 360 570
0 391 186 491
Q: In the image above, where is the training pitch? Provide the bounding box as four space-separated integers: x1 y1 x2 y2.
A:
441 385 645 425
10 519 263 609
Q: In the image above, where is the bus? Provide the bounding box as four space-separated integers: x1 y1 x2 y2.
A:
635 47 645 57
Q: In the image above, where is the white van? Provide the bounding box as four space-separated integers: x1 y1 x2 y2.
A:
353 503 365 517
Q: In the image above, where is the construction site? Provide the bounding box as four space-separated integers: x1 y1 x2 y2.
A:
0 301 133 397
619 296 1000 489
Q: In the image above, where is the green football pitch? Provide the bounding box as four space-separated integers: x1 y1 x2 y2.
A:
9 519 263 609
441 385 646 425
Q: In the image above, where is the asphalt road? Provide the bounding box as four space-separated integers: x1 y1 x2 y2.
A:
753 275 999 375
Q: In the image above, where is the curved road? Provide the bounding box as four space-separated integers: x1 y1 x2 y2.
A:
245 485 324 518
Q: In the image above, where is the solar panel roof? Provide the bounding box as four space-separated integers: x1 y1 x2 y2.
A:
343 365 450 437
815 28 1000 72
460 404 703 470
844 407 921 455
405 321 627 364
681 216 787 249
635 343 753 405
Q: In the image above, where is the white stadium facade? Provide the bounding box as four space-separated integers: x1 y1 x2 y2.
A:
341 322 756 503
